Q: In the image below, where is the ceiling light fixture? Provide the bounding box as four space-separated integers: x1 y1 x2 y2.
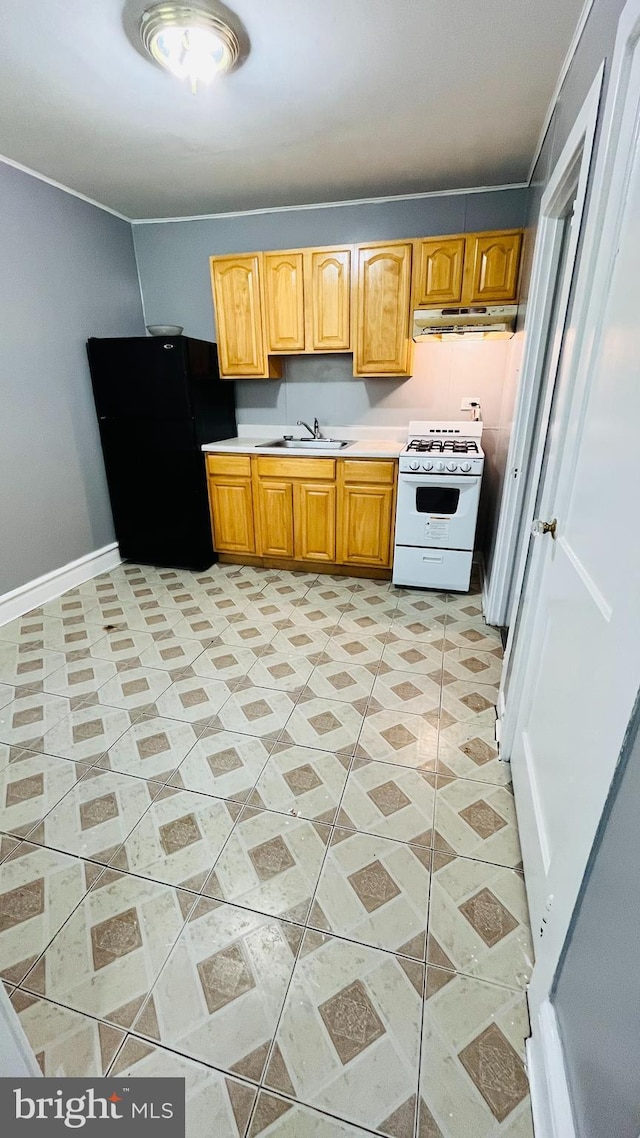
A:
140 3 240 93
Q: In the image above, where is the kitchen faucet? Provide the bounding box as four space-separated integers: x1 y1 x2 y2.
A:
297 418 321 439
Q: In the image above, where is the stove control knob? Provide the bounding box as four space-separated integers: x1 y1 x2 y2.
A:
435 462 445 472
422 462 433 471
460 461 472 472
447 462 458 472
409 460 420 471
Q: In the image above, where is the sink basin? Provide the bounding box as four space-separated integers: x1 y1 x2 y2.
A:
260 438 350 450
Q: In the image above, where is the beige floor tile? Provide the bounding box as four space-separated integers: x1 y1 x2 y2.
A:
246 653 315 694
22 870 192 1025
337 759 435 846
0 643 66 687
194 591 249 619
101 602 182 636
132 898 300 1075
356 707 438 770
432 778 522 869
0 683 15 711
387 617 447 645
154 676 232 726
371 668 441 716
329 590 398 620
312 828 431 958
0 691 71 748
445 594 485 620
438 721 511 787
170 613 233 642
428 854 533 991
269 628 331 658
302 661 376 704
394 593 449 620
41 591 107 619
265 930 423 1136
441 679 499 722
419 970 533 1137
443 616 504 654
380 638 443 678
210 686 295 743
192 644 259 682
108 787 239 892
95 717 199 782
42 658 117 700
248 743 349 824
204 806 329 921
97 666 173 711
0 752 89 839
139 636 205 673
111 1036 257 1137
30 767 162 861
260 580 312 603
0 842 92 985
337 611 394 638
10 990 125 1075
284 602 344 633
242 600 297 626
0 835 23 862
442 647 504 687
213 621 278 651
302 583 363 611
89 629 155 668
169 731 272 804
0 613 107 653
281 694 363 756
40 703 132 763
248 1092 376 1137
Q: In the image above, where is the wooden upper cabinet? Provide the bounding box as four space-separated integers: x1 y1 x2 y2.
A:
413 237 466 307
308 247 351 351
354 242 413 376
263 252 306 353
464 230 523 304
210 254 266 377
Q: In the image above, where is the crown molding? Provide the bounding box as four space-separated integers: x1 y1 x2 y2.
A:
0 153 132 221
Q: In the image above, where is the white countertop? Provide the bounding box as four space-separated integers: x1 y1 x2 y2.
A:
202 436 403 459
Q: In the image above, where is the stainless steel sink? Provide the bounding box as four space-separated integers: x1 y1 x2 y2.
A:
260 438 350 450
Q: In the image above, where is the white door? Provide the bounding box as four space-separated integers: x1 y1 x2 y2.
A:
503 3 640 1019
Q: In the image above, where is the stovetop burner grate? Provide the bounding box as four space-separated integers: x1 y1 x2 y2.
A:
406 438 480 454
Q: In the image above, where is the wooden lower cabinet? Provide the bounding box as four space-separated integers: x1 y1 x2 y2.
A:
294 481 336 561
255 478 294 558
207 455 396 571
337 482 395 567
207 477 256 554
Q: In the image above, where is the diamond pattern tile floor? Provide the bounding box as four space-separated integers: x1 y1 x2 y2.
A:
0 561 532 1136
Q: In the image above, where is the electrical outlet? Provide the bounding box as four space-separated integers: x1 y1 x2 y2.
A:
460 397 480 411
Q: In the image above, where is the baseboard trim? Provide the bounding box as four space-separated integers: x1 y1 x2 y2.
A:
0 543 121 628
527 1001 576 1138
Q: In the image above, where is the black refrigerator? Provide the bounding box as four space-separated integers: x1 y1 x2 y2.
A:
87 335 236 571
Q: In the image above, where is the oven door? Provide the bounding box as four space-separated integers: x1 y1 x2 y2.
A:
395 473 482 550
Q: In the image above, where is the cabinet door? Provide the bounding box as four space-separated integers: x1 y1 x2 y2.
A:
255 479 295 558
294 482 336 562
208 477 255 553
464 231 523 304
338 483 395 567
263 252 306 353
413 237 465 307
308 247 351 350
354 243 413 376
210 254 267 377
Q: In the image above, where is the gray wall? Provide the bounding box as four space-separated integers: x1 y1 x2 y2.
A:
0 162 145 595
132 187 528 429
553 689 640 1138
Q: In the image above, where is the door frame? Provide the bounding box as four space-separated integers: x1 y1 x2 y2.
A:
504 0 640 1041
483 66 603 631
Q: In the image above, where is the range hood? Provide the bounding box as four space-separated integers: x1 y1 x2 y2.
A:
413 304 517 340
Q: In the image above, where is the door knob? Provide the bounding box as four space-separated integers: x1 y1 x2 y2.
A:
532 517 557 539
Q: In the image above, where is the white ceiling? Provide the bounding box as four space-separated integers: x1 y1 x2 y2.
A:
0 0 584 219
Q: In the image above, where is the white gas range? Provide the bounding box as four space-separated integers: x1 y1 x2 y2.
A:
393 420 485 592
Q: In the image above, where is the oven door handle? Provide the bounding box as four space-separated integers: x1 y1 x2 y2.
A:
398 475 482 488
